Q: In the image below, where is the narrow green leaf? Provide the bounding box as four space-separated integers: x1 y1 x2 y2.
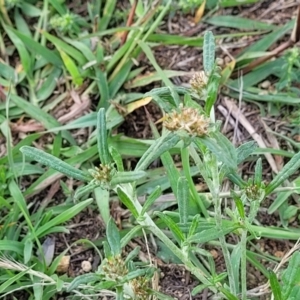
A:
206 16 275 30
111 171 146 186
219 287 239 300
238 19 294 56
109 60 133 98
135 132 180 171
95 44 110 109
188 214 200 238
138 40 180 106
94 187 110 225
254 158 262 186
107 218 121 256
154 212 185 243
98 0 117 31
232 191 245 219
67 274 103 292
268 190 293 214
116 187 139 219
0 241 24 254
203 31 215 75
177 177 189 226
34 199 93 238
7 27 62 66
48 0 66 15
58 49 83 85
230 244 241 292
120 225 143 248
109 146 124 172
205 71 220 115
269 270 282 300
196 132 237 170
24 239 33 264
0 268 29 294
74 182 98 201
124 246 141 264
281 252 300 299
192 284 208 296
97 108 111 165
20 146 90 182
141 186 162 216
20 2 42 17
226 173 246 188
236 141 257 164
4 25 32 77
220 0 260 7
42 31 86 65
14 8 32 37
187 225 239 243
265 152 300 196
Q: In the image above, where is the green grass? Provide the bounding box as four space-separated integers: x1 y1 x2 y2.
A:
1 0 300 299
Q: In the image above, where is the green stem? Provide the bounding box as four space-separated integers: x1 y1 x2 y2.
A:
240 230 247 300
116 286 124 300
118 185 217 293
210 155 237 295
215 195 237 295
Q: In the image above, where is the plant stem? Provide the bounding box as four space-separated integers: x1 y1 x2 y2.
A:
118 185 218 294
116 286 124 300
209 154 237 295
214 194 237 295
240 230 248 300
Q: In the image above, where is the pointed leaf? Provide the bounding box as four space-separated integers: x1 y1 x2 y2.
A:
20 146 90 182
107 218 121 256
265 152 300 195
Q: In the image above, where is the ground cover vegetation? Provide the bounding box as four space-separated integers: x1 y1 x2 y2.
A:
1 0 300 299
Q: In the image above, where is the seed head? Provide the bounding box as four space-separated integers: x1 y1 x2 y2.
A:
89 163 116 188
130 276 150 300
163 105 210 137
190 71 209 96
101 255 128 280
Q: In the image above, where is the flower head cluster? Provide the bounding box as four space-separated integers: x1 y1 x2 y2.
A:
130 276 150 300
50 12 78 34
163 105 210 137
190 71 209 97
101 255 128 280
89 163 116 188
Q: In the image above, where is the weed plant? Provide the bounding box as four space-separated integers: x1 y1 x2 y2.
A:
2 32 298 300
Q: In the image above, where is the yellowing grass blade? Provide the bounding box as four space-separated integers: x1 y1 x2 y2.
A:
58 49 83 86
194 0 206 24
220 60 236 85
125 96 152 115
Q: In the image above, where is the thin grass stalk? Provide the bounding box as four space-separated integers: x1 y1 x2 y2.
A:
241 230 248 300
214 194 237 295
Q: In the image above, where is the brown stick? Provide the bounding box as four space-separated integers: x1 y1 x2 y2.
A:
231 5 300 78
231 39 293 78
120 0 138 45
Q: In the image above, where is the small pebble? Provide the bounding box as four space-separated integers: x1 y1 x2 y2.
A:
274 251 284 258
261 80 271 89
81 260 92 272
56 255 70 274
